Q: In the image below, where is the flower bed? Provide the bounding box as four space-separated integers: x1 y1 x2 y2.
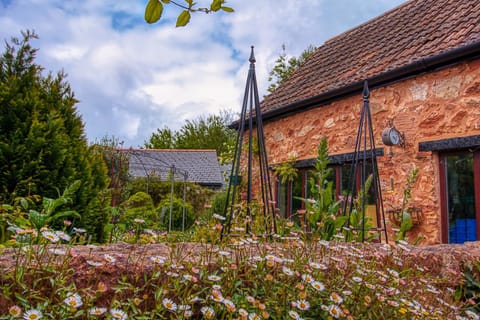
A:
1 239 479 319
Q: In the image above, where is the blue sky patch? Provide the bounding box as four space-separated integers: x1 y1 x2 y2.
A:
111 11 143 31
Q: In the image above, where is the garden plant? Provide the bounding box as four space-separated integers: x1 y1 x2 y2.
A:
0 216 478 319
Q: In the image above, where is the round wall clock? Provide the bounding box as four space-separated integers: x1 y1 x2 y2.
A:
381 127 401 146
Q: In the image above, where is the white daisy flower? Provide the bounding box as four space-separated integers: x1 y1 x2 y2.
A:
162 298 177 311
296 299 310 311
201 306 215 319
22 309 43 320
104 254 116 263
55 230 71 242
328 304 343 319
109 308 128 320
208 275 222 281
63 292 83 308
248 312 261 320
309 261 328 270
282 266 294 276
42 231 59 243
86 260 104 267
288 310 301 319
311 280 325 291
301 273 315 283
150 256 166 265
330 292 343 304
89 307 107 315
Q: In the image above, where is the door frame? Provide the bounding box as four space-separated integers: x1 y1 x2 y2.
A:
439 150 480 243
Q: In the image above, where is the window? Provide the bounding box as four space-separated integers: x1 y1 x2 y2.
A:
274 149 384 221
276 148 383 218
276 170 307 219
440 151 480 243
420 134 480 243
275 166 337 219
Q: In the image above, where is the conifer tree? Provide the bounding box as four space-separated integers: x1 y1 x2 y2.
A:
0 31 108 229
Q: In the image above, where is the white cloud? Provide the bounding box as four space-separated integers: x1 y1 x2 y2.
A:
0 0 406 147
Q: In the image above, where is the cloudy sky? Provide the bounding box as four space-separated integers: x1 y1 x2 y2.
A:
0 0 406 148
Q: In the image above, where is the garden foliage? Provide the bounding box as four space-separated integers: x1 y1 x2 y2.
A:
0 31 108 237
300 138 345 240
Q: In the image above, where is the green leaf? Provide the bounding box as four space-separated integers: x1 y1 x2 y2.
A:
48 210 81 224
454 287 463 301
210 0 222 11
20 198 29 210
399 211 413 233
334 216 348 228
74 310 85 317
145 0 164 24
161 0 170 3
14 292 28 305
29 210 48 230
221 6 234 12
176 10 191 27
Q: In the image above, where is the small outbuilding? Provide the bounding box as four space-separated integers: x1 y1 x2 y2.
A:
121 149 224 190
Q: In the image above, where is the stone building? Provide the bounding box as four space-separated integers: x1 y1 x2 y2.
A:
260 0 480 244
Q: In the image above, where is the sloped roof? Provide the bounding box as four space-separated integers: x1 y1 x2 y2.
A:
121 149 224 188
261 0 480 117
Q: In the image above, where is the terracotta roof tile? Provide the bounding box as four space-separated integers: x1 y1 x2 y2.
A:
261 0 480 115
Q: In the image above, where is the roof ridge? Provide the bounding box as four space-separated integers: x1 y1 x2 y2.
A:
119 148 217 152
324 0 412 46
260 0 480 115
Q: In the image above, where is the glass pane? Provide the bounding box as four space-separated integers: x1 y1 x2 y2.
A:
340 162 375 204
364 162 376 205
291 174 303 214
446 154 476 243
278 181 287 219
341 164 352 196
305 170 315 199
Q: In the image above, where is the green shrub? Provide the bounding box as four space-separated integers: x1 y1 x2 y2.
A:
118 192 157 228
209 190 228 218
126 178 215 214
157 196 194 231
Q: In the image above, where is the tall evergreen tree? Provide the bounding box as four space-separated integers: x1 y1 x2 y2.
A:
0 31 108 225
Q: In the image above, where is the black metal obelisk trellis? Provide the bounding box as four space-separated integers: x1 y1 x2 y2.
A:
342 80 388 243
221 46 276 238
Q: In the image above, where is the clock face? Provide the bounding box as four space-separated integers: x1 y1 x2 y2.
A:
389 129 400 145
381 127 401 146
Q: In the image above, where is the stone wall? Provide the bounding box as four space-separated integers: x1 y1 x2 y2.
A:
262 59 480 244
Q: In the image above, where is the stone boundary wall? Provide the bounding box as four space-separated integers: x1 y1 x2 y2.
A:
1 242 478 287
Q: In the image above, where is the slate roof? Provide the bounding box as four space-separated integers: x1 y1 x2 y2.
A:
120 149 224 188
261 0 480 118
